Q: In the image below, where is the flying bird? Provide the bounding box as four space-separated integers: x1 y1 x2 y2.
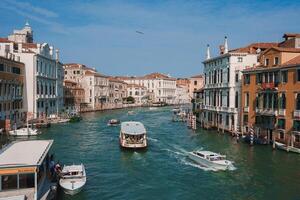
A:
136 31 144 35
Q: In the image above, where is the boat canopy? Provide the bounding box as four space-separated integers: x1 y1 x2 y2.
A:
121 121 146 135
62 164 84 173
0 140 53 168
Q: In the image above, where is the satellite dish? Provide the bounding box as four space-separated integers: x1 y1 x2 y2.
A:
256 48 261 54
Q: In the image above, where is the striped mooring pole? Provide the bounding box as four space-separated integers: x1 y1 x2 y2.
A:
250 127 254 146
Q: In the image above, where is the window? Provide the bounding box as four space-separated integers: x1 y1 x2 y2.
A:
238 57 243 62
0 64 4 71
235 92 239 108
64 71 67 75
235 73 239 82
256 73 262 84
297 69 300 82
194 81 197 86
293 120 300 132
281 71 288 83
244 74 250 84
277 119 285 129
227 68 230 82
243 115 248 124
274 57 279 65
19 173 35 189
295 134 300 142
280 93 286 109
1 175 17 190
265 58 269 66
245 93 249 107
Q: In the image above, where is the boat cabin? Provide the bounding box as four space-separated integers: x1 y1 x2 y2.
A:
0 140 54 200
194 151 226 161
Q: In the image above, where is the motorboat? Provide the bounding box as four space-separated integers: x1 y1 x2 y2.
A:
107 119 120 126
188 150 233 170
9 127 38 136
275 141 300 154
149 107 158 110
119 121 147 149
59 164 86 195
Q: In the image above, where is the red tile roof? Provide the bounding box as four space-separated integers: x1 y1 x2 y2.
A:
283 33 300 38
230 42 278 54
190 74 203 78
22 43 37 49
0 38 12 43
281 55 300 67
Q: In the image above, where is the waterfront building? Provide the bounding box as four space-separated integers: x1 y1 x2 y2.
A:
108 77 127 108
119 73 177 104
63 63 110 110
175 84 190 104
63 80 85 112
0 56 25 131
0 23 64 119
126 84 147 105
241 33 300 148
0 140 54 200
202 36 278 133
188 74 204 99
193 88 204 125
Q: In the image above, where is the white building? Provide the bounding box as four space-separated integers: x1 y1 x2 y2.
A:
120 73 177 104
202 37 259 133
0 23 64 119
127 84 147 105
175 84 190 105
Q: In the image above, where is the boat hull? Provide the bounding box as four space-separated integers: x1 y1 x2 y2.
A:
59 178 86 195
188 153 229 170
275 142 300 154
119 139 147 149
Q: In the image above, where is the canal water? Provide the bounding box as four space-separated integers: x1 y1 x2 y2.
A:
9 107 300 199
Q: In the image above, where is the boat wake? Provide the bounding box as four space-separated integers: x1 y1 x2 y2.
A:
147 137 158 142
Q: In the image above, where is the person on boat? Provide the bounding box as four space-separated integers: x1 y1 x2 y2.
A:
55 162 62 174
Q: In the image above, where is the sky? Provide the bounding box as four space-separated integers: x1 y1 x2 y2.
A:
0 0 300 77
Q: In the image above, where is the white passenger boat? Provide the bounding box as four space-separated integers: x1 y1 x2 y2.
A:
59 164 86 195
149 107 158 110
275 141 300 154
119 121 147 149
188 150 233 170
9 127 38 136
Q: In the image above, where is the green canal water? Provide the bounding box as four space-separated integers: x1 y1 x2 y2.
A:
5 107 300 199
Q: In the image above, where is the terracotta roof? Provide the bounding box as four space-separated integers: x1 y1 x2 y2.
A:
22 43 37 49
271 47 300 53
64 80 77 84
0 38 12 43
108 77 127 84
230 42 278 54
281 55 300 67
190 74 203 78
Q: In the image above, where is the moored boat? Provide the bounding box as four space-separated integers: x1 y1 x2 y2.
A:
59 164 86 195
149 107 158 110
275 141 300 154
188 150 233 170
9 127 38 136
107 119 120 126
119 121 147 149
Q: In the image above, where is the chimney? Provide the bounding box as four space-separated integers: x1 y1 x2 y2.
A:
49 46 53 58
224 36 228 54
37 43 41 54
18 43 22 53
206 44 211 60
55 49 59 61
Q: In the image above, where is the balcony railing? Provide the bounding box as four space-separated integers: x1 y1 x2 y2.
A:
294 110 300 118
278 109 286 116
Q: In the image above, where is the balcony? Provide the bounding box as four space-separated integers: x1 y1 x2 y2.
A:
278 109 286 116
294 110 300 118
260 108 278 116
261 82 277 90
244 107 249 113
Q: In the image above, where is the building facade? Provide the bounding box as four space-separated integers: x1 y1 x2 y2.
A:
175 84 190 104
108 77 127 108
189 75 204 99
119 73 177 104
127 84 147 105
0 56 25 130
202 37 277 133
63 80 85 112
241 33 300 148
0 23 64 119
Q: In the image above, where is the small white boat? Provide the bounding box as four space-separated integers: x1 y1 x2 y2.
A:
188 150 233 170
107 119 120 126
119 121 147 149
128 111 135 115
0 128 3 134
149 107 158 110
9 127 38 136
275 141 300 154
59 164 86 195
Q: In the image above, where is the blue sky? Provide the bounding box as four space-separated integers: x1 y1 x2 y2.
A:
0 0 300 77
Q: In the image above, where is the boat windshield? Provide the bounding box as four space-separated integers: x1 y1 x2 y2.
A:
208 155 225 161
194 152 205 157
